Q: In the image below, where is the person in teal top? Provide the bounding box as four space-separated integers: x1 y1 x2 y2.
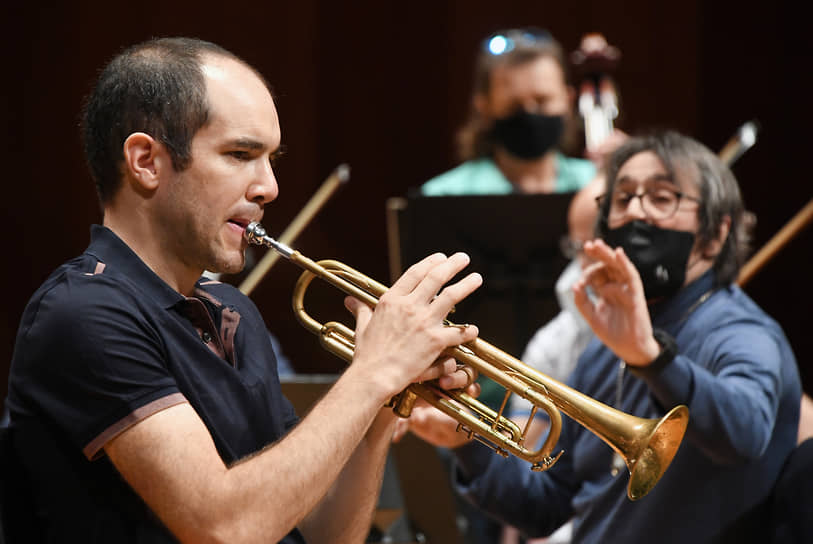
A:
421 153 595 196
421 29 599 418
419 28 601 544
421 28 598 198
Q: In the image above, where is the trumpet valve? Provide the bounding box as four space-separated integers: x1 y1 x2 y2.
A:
456 422 475 440
531 450 564 472
389 389 418 418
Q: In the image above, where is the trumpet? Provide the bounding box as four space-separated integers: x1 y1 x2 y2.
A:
245 222 689 500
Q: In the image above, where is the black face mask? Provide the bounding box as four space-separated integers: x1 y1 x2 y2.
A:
603 220 695 300
490 110 564 160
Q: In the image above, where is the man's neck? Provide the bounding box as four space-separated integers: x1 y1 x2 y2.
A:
103 213 201 297
493 148 559 194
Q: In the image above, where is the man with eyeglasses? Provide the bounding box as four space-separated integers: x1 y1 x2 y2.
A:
398 131 801 543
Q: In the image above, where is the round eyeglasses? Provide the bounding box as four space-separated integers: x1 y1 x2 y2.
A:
482 28 552 56
596 186 700 222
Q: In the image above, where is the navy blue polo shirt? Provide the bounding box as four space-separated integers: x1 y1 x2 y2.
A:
7 225 304 543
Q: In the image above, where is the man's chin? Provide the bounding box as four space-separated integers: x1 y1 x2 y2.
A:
212 253 247 276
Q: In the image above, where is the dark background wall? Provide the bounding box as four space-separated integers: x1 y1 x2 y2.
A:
2 1 810 413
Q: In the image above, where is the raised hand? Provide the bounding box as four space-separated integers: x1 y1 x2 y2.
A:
572 239 660 366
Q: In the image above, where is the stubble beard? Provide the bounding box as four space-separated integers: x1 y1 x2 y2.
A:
205 231 247 276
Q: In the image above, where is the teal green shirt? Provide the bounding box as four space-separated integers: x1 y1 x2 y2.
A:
420 154 596 196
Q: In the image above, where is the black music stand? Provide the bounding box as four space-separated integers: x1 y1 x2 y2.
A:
280 375 461 543
387 193 574 358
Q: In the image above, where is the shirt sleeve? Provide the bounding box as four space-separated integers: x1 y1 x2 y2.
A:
452 435 577 538
14 273 185 459
633 316 789 464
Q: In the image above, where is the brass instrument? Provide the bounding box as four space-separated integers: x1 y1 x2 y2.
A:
245 222 689 500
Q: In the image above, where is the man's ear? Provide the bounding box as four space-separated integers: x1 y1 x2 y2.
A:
704 215 732 259
122 132 166 192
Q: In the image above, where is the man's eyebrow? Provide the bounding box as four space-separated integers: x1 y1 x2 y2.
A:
616 173 674 186
228 138 266 151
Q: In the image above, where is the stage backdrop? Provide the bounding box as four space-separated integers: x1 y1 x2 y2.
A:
2 1 810 412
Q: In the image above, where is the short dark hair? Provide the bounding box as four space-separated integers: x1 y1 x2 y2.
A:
81 37 264 204
597 131 752 285
456 29 575 161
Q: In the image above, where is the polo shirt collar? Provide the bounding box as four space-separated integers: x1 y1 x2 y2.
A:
649 269 717 328
85 224 187 309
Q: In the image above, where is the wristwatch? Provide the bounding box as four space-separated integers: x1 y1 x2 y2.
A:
647 328 678 372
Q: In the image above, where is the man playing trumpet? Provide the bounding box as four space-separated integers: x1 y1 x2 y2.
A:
5 37 482 543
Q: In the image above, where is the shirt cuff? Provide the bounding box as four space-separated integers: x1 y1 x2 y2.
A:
629 328 678 377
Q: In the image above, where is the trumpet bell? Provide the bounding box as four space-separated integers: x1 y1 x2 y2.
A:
625 404 688 500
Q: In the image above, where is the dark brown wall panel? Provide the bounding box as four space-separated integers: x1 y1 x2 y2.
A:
2 1 810 411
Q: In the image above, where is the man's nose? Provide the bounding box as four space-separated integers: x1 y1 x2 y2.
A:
248 162 279 205
521 99 541 114
625 193 648 220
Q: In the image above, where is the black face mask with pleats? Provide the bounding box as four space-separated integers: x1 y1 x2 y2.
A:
490 110 564 160
603 220 696 300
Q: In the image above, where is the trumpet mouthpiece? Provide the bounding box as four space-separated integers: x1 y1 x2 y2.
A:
245 222 294 259
245 222 267 244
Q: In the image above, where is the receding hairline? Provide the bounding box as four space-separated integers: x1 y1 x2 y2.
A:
196 52 279 127
200 50 275 97
126 37 276 97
